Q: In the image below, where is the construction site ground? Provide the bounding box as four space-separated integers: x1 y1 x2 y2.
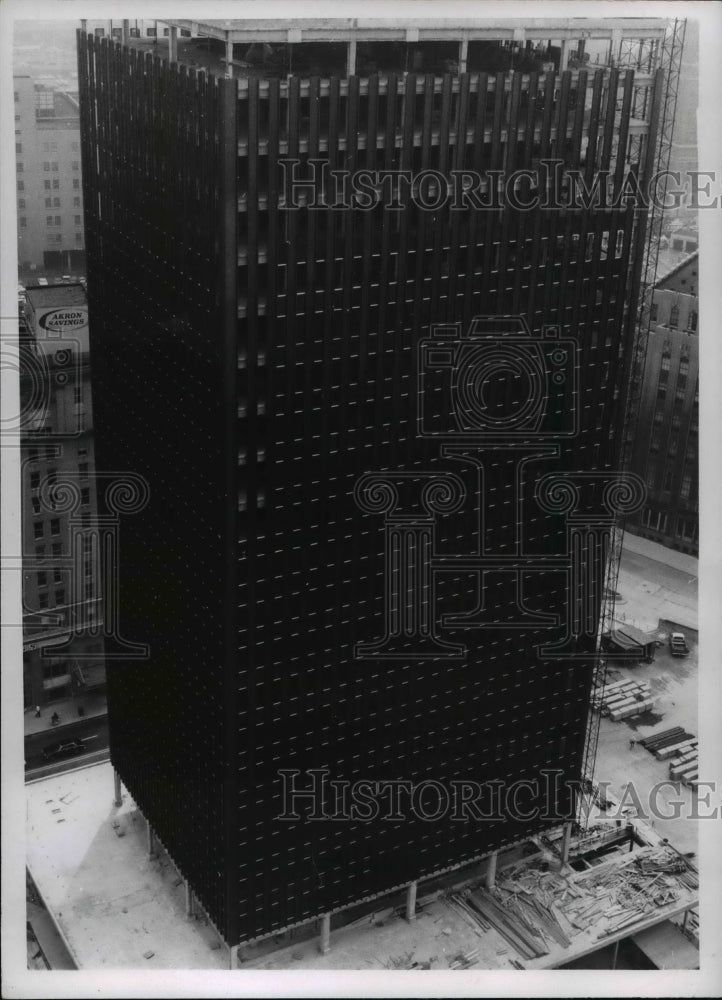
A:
26 759 697 972
595 536 698 856
25 536 699 970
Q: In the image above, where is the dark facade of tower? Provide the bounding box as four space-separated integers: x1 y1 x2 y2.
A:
78 28 661 945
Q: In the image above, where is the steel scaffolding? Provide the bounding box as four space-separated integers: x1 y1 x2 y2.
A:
578 18 687 826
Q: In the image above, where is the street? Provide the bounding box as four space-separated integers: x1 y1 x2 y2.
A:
24 713 108 773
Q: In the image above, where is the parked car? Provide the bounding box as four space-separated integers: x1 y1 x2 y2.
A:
38 277 49 286
669 632 689 657
42 740 86 762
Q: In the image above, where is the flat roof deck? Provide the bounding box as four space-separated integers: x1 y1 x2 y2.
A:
26 762 228 969
162 18 669 45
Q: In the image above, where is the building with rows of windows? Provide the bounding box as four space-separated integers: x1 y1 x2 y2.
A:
20 284 105 712
14 75 85 274
78 15 668 958
628 254 699 555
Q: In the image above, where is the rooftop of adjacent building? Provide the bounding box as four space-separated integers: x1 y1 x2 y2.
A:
25 282 86 310
656 251 698 297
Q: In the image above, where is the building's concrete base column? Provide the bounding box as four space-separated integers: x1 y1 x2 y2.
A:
485 850 498 889
560 821 573 866
225 37 234 79
347 38 356 77
113 769 122 807
122 19 129 46
146 821 156 858
229 944 239 969
405 881 417 922
611 938 620 969
319 913 331 954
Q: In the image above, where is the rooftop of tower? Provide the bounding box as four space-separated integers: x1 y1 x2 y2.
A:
162 17 670 44
98 16 671 81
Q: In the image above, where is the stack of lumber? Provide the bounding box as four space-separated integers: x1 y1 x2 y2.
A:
448 947 479 969
447 892 490 934
464 888 550 960
592 678 654 720
639 727 698 786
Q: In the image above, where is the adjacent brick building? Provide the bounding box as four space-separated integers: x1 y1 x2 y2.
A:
20 284 105 712
14 75 85 274
628 254 699 555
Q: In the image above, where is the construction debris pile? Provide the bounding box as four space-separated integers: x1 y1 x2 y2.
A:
592 678 654 720
578 848 698 941
441 845 697 966
639 727 698 788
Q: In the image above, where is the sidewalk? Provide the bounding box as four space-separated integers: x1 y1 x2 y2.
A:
617 534 698 634
24 690 107 739
622 531 698 577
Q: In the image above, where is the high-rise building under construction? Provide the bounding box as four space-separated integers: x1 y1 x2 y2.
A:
77 17 670 952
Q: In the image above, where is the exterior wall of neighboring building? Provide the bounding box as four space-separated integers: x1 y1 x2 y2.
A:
79 25 663 947
668 19 698 185
628 255 698 555
14 76 85 272
21 284 104 711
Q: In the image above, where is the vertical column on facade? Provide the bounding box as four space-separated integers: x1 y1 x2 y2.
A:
347 38 356 77
169 25 178 63
560 39 571 71
610 29 622 67
319 913 331 954
121 20 130 46
218 72 240 953
458 37 468 74
225 34 234 78
229 944 239 969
